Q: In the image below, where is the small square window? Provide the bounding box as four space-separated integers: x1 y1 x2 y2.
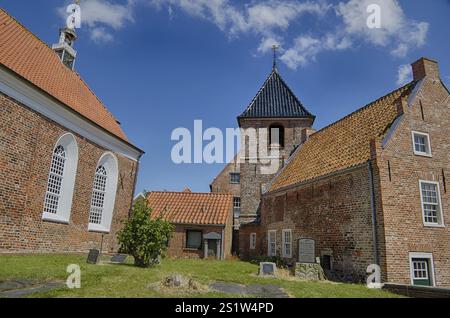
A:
230 173 240 184
412 131 432 157
186 230 202 249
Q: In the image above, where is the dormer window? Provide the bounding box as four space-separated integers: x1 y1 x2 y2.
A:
412 131 432 157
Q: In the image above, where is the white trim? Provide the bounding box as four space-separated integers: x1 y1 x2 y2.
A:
411 131 432 157
88 152 119 233
268 230 277 257
0 67 142 161
249 233 256 250
42 133 78 224
419 180 445 227
409 252 436 287
282 229 292 258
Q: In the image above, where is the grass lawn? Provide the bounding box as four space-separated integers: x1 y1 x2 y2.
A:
0 254 401 298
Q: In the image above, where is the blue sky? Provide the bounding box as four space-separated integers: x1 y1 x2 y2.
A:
1 0 450 193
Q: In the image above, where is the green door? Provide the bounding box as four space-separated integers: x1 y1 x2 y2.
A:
412 258 432 286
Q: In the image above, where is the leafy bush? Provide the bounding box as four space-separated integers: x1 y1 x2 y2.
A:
117 193 174 267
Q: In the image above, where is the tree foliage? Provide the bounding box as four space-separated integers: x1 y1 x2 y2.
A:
117 193 174 267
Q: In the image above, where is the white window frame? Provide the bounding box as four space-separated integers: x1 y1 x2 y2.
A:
409 252 436 287
42 133 78 224
268 230 277 257
412 131 432 157
250 233 256 250
88 152 119 233
419 180 445 227
282 229 292 258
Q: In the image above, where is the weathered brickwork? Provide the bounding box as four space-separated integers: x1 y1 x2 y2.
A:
258 167 376 281
166 222 233 259
374 59 450 287
0 92 138 253
243 58 450 287
239 118 314 220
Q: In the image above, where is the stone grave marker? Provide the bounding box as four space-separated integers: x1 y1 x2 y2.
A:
86 249 100 264
259 262 276 276
110 254 128 264
298 238 315 263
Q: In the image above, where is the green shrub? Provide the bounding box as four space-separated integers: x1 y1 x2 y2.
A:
117 193 174 267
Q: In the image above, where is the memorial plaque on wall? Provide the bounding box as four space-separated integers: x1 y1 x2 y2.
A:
298 238 315 263
87 249 100 264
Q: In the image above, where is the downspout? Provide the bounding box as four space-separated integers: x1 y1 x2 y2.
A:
129 153 144 218
221 227 225 260
368 160 380 266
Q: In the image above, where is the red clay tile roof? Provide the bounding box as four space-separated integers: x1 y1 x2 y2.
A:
269 82 417 192
0 9 128 141
147 192 233 225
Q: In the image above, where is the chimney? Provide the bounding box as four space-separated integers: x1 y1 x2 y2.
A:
52 27 77 70
412 57 440 81
300 127 316 144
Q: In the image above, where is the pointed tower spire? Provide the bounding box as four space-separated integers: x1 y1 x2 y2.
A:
272 44 280 70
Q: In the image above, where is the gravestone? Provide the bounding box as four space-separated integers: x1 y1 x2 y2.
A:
259 262 276 276
86 249 100 264
110 254 128 264
298 238 315 263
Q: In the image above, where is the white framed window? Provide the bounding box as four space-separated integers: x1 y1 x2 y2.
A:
409 252 435 287
230 172 240 184
419 180 444 227
88 153 119 233
268 230 276 257
42 133 78 224
282 229 292 258
412 131 432 157
233 197 241 217
250 233 256 250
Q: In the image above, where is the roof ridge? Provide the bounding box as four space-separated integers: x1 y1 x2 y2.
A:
308 81 416 140
150 191 232 196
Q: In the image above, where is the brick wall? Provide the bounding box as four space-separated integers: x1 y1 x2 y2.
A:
255 166 376 281
238 118 313 219
0 92 138 253
376 72 450 287
166 224 230 259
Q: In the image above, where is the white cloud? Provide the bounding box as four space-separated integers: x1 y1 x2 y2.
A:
396 64 412 86
280 33 351 69
59 0 135 42
57 0 429 69
90 27 114 43
336 0 429 57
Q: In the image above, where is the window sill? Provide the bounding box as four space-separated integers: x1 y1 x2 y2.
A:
42 212 69 224
423 223 446 228
414 152 432 158
184 248 201 251
88 223 111 234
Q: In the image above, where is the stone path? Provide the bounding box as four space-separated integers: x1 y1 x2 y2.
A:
209 282 290 298
0 279 64 298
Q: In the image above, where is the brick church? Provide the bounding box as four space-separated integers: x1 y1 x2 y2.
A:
0 9 144 253
212 56 449 287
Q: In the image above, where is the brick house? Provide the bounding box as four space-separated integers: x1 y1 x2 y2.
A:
240 58 449 287
147 190 233 260
0 9 144 253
